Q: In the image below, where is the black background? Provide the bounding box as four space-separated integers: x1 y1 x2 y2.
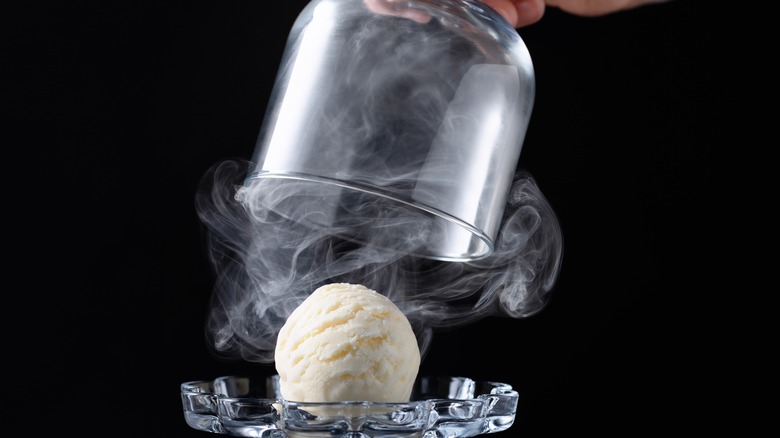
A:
10 0 727 436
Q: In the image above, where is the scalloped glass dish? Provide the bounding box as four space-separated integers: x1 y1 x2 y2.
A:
181 375 518 437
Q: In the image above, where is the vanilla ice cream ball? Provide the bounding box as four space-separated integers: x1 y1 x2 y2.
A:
274 283 421 402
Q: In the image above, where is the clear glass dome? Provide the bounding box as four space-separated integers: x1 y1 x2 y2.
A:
243 0 535 261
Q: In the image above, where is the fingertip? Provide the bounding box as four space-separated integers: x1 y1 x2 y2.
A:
483 0 519 28
470 0 545 28
512 0 545 28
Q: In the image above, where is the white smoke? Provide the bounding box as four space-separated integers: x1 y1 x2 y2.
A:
195 160 562 363
194 1 562 364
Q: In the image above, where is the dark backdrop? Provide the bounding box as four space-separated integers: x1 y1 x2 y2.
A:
10 0 724 436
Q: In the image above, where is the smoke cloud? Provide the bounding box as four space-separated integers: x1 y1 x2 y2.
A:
194 4 562 364
195 160 562 363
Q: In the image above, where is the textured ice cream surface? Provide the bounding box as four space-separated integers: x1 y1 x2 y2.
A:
274 283 421 403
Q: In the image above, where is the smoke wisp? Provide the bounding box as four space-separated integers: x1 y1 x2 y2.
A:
194 4 561 364
195 160 562 363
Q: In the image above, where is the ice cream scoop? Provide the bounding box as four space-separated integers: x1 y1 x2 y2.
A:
274 283 420 402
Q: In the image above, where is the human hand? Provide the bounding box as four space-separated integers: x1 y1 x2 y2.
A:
364 1 670 29
482 0 672 27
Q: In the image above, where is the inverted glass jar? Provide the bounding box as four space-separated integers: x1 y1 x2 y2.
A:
244 0 535 261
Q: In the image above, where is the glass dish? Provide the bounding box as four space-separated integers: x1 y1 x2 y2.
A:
181 375 518 437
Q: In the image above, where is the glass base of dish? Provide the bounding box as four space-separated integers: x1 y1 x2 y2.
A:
181 375 518 437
